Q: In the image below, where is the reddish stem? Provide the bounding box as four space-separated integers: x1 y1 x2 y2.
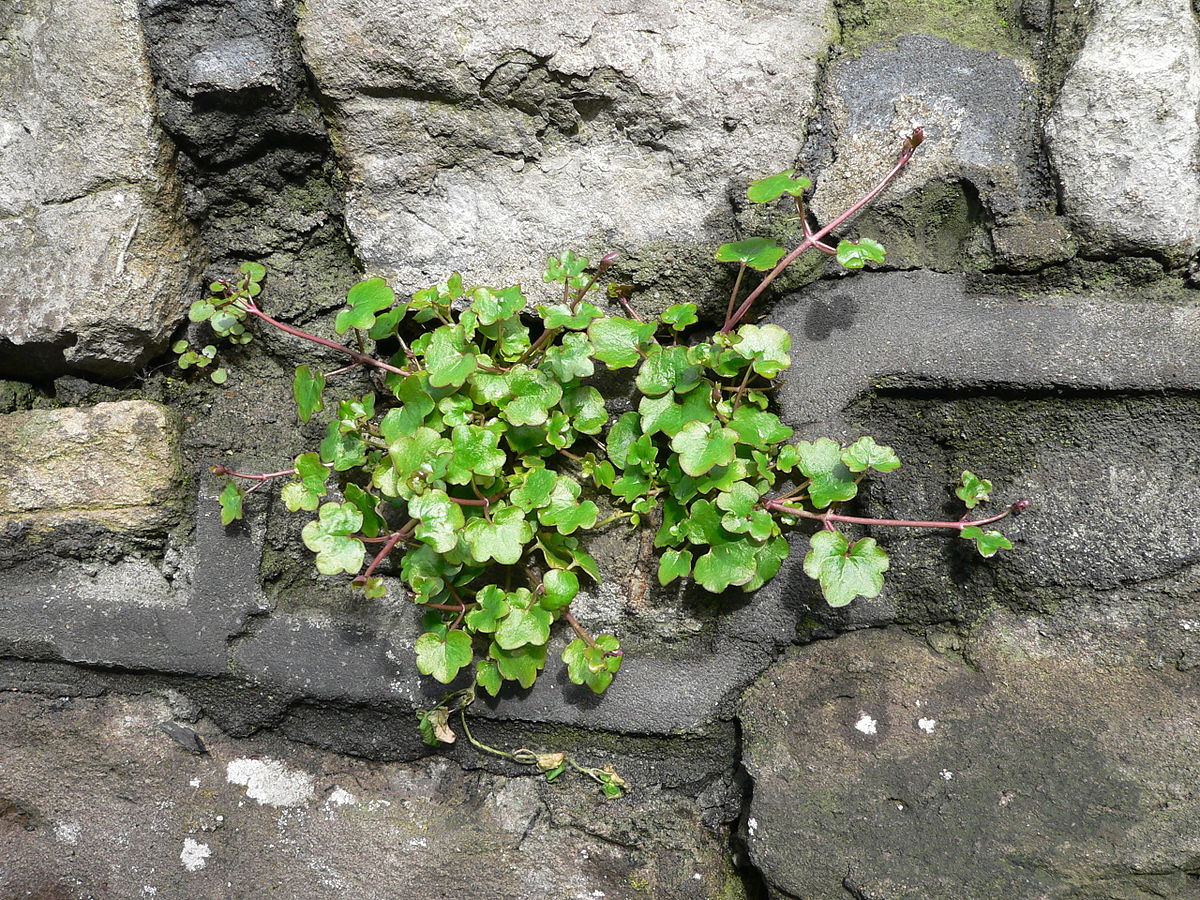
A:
721 127 923 334
213 465 295 481
241 301 410 376
353 531 404 584
765 498 1027 531
562 609 623 658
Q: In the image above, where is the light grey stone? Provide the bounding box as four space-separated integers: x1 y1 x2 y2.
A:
299 0 836 293
740 623 1200 899
0 0 198 377
186 37 281 97
1046 0 1200 264
0 401 182 533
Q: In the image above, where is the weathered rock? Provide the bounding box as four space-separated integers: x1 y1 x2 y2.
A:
1046 0 1200 264
806 35 1047 272
740 623 1200 899
0 691 746 899
0 401 183 533
299 0 836 306
0 0 198 377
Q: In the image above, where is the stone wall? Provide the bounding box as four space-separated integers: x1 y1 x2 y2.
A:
1 0 1199 897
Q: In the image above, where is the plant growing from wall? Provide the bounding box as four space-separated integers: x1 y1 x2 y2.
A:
186 128 1028 793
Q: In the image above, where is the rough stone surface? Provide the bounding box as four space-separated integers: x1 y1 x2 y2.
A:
770 270 1200 426
0 0 198 377
299 0 836 302
0 691 746 899
0 402 183 533
1046 0 1200 263
740 624 1200 899
806 35 1047 272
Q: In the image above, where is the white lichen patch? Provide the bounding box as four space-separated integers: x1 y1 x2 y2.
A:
326 787 357 806
226 757 315 807
854 713 878 735
940 769 954 781
54 822 81 845
918 718 938 733
747 817 759 836
180 838 211 871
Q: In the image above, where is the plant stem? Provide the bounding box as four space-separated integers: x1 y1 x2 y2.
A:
212 466 296 481
765 498 1026 531
721 128 923 334
724 262 747 326
459 706 514 760
562 609 622 657
354 531 404 583
240 300 411 376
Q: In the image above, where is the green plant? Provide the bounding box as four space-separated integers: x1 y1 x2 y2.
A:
187 128 1028 792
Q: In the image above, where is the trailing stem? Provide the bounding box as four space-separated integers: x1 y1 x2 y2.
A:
721 127 924 333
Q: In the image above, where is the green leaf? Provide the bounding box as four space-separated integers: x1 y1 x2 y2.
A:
415 630 473 684
494 591 552 650
961 525 1012 558
731 324 791 378
293 365 326 423
489 641 547 688
239 261 267 283
540 569 579 610
836 238 886 270
469 285 526 327
510 467 559 511
388 426 451 492
188 301 215 323
219 481 245 525
743 535 790 591
841 436 901 473
343 483 384 538
465 585 510 633
543 250 589 284
384 374 436 433
425 326 478 388
657 548 693 585
714 237 787 271
693 537 760 592
670 421 738 476
502 367 563 427
660 303 698 330
746 170 811 203
588 317 657 369
335 278 397 334
409 489 466 553
956 471 993 509
538 477 599 535
728 406 792 448
638 388 714 438
281 452 328 512
479 315 531 360
796 438 858 509
538 301 602 331
541 332 595 382
803 530 889 607
300 502 366 576
446 424 506 485
561 386 607 434
562 635 622 694
319 421 367 472
635 345 701 396
464 505 534 565
606 412 643 470
475 659 504 696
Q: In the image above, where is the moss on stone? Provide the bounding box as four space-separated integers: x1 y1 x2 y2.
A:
837 0 1029 59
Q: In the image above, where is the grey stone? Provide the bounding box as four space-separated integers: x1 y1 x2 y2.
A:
186 37 280 97
769 270 1200 428
0 402 183 534
739 624 1200 899
0 691 747 899
0 0 199 377
806 35 1045 270
299 0 836 301
1045 0 1200 264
